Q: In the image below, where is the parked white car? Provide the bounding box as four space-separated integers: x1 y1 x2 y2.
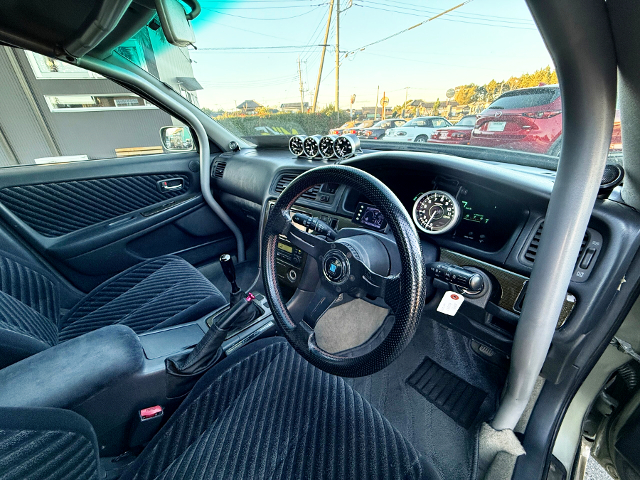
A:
384 116 452 143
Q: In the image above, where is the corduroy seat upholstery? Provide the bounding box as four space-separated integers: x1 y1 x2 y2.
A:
0 338 441 480
0 253 226 368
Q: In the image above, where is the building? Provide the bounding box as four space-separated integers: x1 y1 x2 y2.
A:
361 106 393 119
0 27 200 167
236 100 262 114
280 102 309 113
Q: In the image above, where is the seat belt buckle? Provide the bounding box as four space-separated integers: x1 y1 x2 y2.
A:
139 405 163 420
130 406 164 448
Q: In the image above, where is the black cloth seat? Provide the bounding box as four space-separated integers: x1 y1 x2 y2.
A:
0 338 440 480
0 254 226 368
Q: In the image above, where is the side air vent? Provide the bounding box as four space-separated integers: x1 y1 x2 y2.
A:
523 221 589 264
213 161 227 178
274 173 320 201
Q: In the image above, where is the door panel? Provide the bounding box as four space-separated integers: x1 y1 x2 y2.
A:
0 173 191 237
0 152 235 291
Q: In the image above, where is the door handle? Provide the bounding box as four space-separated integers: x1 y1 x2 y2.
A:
157 178 184 193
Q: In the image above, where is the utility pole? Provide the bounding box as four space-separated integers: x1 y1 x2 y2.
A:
312 0 334 113
375 85 379 121
335 0 340 122
298 56 305 113
402 87 409 118
382 91 386 120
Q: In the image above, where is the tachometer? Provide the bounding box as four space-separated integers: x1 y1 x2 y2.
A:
412 190 461 235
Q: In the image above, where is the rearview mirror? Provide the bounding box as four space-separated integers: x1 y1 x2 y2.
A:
155 0 198 47
160 126 195 152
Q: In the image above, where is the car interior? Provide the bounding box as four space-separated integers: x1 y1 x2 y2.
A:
1 0 640 479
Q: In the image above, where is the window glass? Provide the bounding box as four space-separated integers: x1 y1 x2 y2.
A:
44 94 154 112
116 1 622 164
0 47 188 167
25 51 102 79
488 88 559 109
404 118 428 127
457 116 477 126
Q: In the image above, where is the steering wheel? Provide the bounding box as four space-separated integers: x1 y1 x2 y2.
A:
262 165 426 377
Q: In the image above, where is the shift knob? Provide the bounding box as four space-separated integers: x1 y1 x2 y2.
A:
220 254 240 294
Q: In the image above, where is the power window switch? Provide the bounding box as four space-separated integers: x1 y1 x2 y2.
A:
580 248 597 269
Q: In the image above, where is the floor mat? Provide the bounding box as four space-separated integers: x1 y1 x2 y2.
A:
407 356 487 429
345 316 507 480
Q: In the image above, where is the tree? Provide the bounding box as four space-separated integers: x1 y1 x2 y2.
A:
320 103 335 115
255 106 270 117
393 100 415 117
487 79 498 97
473 86 488 103
454 85 477 105
431 98 441 116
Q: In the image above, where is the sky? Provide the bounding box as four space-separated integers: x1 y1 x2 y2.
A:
185 0 555 111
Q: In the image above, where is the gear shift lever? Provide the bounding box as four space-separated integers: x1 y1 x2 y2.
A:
217 254 260 328
220 254 240 294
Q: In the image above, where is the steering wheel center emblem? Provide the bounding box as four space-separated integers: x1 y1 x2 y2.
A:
323 250 349 284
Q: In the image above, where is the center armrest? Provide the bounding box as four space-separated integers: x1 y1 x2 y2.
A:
0 325 144 409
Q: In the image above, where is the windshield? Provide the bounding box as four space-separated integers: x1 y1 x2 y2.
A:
403 118 430 127
456 116 477 126
115 1 622 166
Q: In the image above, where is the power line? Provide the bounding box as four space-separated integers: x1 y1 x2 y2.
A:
359 0 535 24
204 4 325 20
299 4 331 61
344 1 473 56
200 0 325 3
199 2 327 9
194 44 329 51
353 4 538 30
194 17 297 42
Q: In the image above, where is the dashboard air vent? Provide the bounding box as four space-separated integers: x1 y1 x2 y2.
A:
524 221 589 264
274 173 320 201
213 161 227 178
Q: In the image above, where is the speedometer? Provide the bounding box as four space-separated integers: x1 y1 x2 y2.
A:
412 190 461 235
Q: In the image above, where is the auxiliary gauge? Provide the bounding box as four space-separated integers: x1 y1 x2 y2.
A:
412 190 461 235
334 134 360 159
289 135 306 157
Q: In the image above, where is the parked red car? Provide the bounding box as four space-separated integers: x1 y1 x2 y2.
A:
610 109 622 152
427 115 477 145
470 85 563 155
329 121 357 135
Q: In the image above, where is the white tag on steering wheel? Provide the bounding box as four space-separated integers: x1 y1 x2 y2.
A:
437 291 464 316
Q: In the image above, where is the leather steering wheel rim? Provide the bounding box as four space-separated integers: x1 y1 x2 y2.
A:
262 165 426 377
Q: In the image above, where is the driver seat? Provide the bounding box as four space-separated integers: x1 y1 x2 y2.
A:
0 338 440 480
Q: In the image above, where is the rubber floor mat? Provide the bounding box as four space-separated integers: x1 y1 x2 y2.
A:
407 356 487 429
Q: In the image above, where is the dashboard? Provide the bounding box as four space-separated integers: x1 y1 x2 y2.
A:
210 147 640 383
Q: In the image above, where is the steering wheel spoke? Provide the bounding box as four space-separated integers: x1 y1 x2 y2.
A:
302 283 339 328
352 261 401 312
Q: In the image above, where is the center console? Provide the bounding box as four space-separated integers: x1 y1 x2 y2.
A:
0 287 274 457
